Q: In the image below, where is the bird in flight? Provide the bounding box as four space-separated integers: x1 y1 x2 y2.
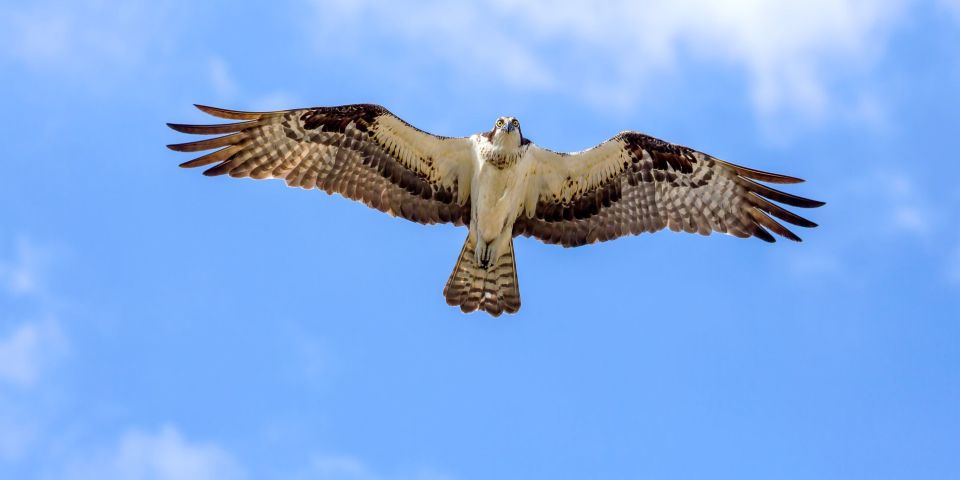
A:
168 104 823 316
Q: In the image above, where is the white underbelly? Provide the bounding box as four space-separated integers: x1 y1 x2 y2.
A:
473 165 525 242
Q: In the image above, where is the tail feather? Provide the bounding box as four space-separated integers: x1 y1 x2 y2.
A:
443 234 521 316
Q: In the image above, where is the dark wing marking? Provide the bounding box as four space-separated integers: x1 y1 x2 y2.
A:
516 132 824 247
167 104 475 225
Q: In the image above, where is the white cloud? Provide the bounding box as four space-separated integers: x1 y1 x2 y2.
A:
306 454 454 480
0 236 50 296
312 1 556 90
0 0 170 78
201 56 301 110
879 174 933 237
208 57 239 99
0 235 65 463
891 205 930 235
249 91 304 111
57 426 246 480
310 455 373 480
0 318 67 388
850 171 935 239
52 434 450 480
309 0 911 120
0 237 66 388
784 169 953 281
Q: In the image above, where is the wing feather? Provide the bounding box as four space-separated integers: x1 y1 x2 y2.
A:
178 145 245 169
168 104 475 225
194 104 267 120
166 121 259 135
167 132 247 152
517 132 823 246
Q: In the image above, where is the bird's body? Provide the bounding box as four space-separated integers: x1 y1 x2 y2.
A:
168 104 823 316
470 120 528 266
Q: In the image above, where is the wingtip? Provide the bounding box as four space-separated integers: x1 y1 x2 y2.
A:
193 104 264 120
754 228 777 243
166 122 194 133
762 173 805 184
194 104 221 116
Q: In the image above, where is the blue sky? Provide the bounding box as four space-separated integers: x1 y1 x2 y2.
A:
1 0 958 479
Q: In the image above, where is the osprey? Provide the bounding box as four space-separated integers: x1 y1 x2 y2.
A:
168 104 823 316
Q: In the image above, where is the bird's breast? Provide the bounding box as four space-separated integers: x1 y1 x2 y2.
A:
485 151 520 169
472 157 528 243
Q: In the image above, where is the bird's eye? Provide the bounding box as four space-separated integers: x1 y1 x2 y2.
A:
511 119 520 128
496 119 505 128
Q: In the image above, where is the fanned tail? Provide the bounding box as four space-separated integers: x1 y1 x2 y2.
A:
443 234 521 316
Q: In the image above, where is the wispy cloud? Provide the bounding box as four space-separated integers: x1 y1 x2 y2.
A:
201 56 301 110
0 236 50 297
208 57 240 99
311 1 556 91
309 455 372 480
55 426 246 480
0 0 171 81
0 236 66 388
307 454 454 480
309 0 911 121
49 431 451 480
249 91 304 111
0 235 66 465
868 171 935 238
0 318 67 388
788 166 960 292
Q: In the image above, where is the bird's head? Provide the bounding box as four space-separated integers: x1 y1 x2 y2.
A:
489 116 523 148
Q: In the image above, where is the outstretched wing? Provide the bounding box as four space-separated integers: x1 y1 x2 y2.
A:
167 104 475 225
515 132 824 247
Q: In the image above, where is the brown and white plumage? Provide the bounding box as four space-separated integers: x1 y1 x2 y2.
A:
168 104 823 316
168 104 474 225
515 132 824 247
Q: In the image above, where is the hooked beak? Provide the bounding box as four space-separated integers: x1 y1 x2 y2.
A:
502 123 515 133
